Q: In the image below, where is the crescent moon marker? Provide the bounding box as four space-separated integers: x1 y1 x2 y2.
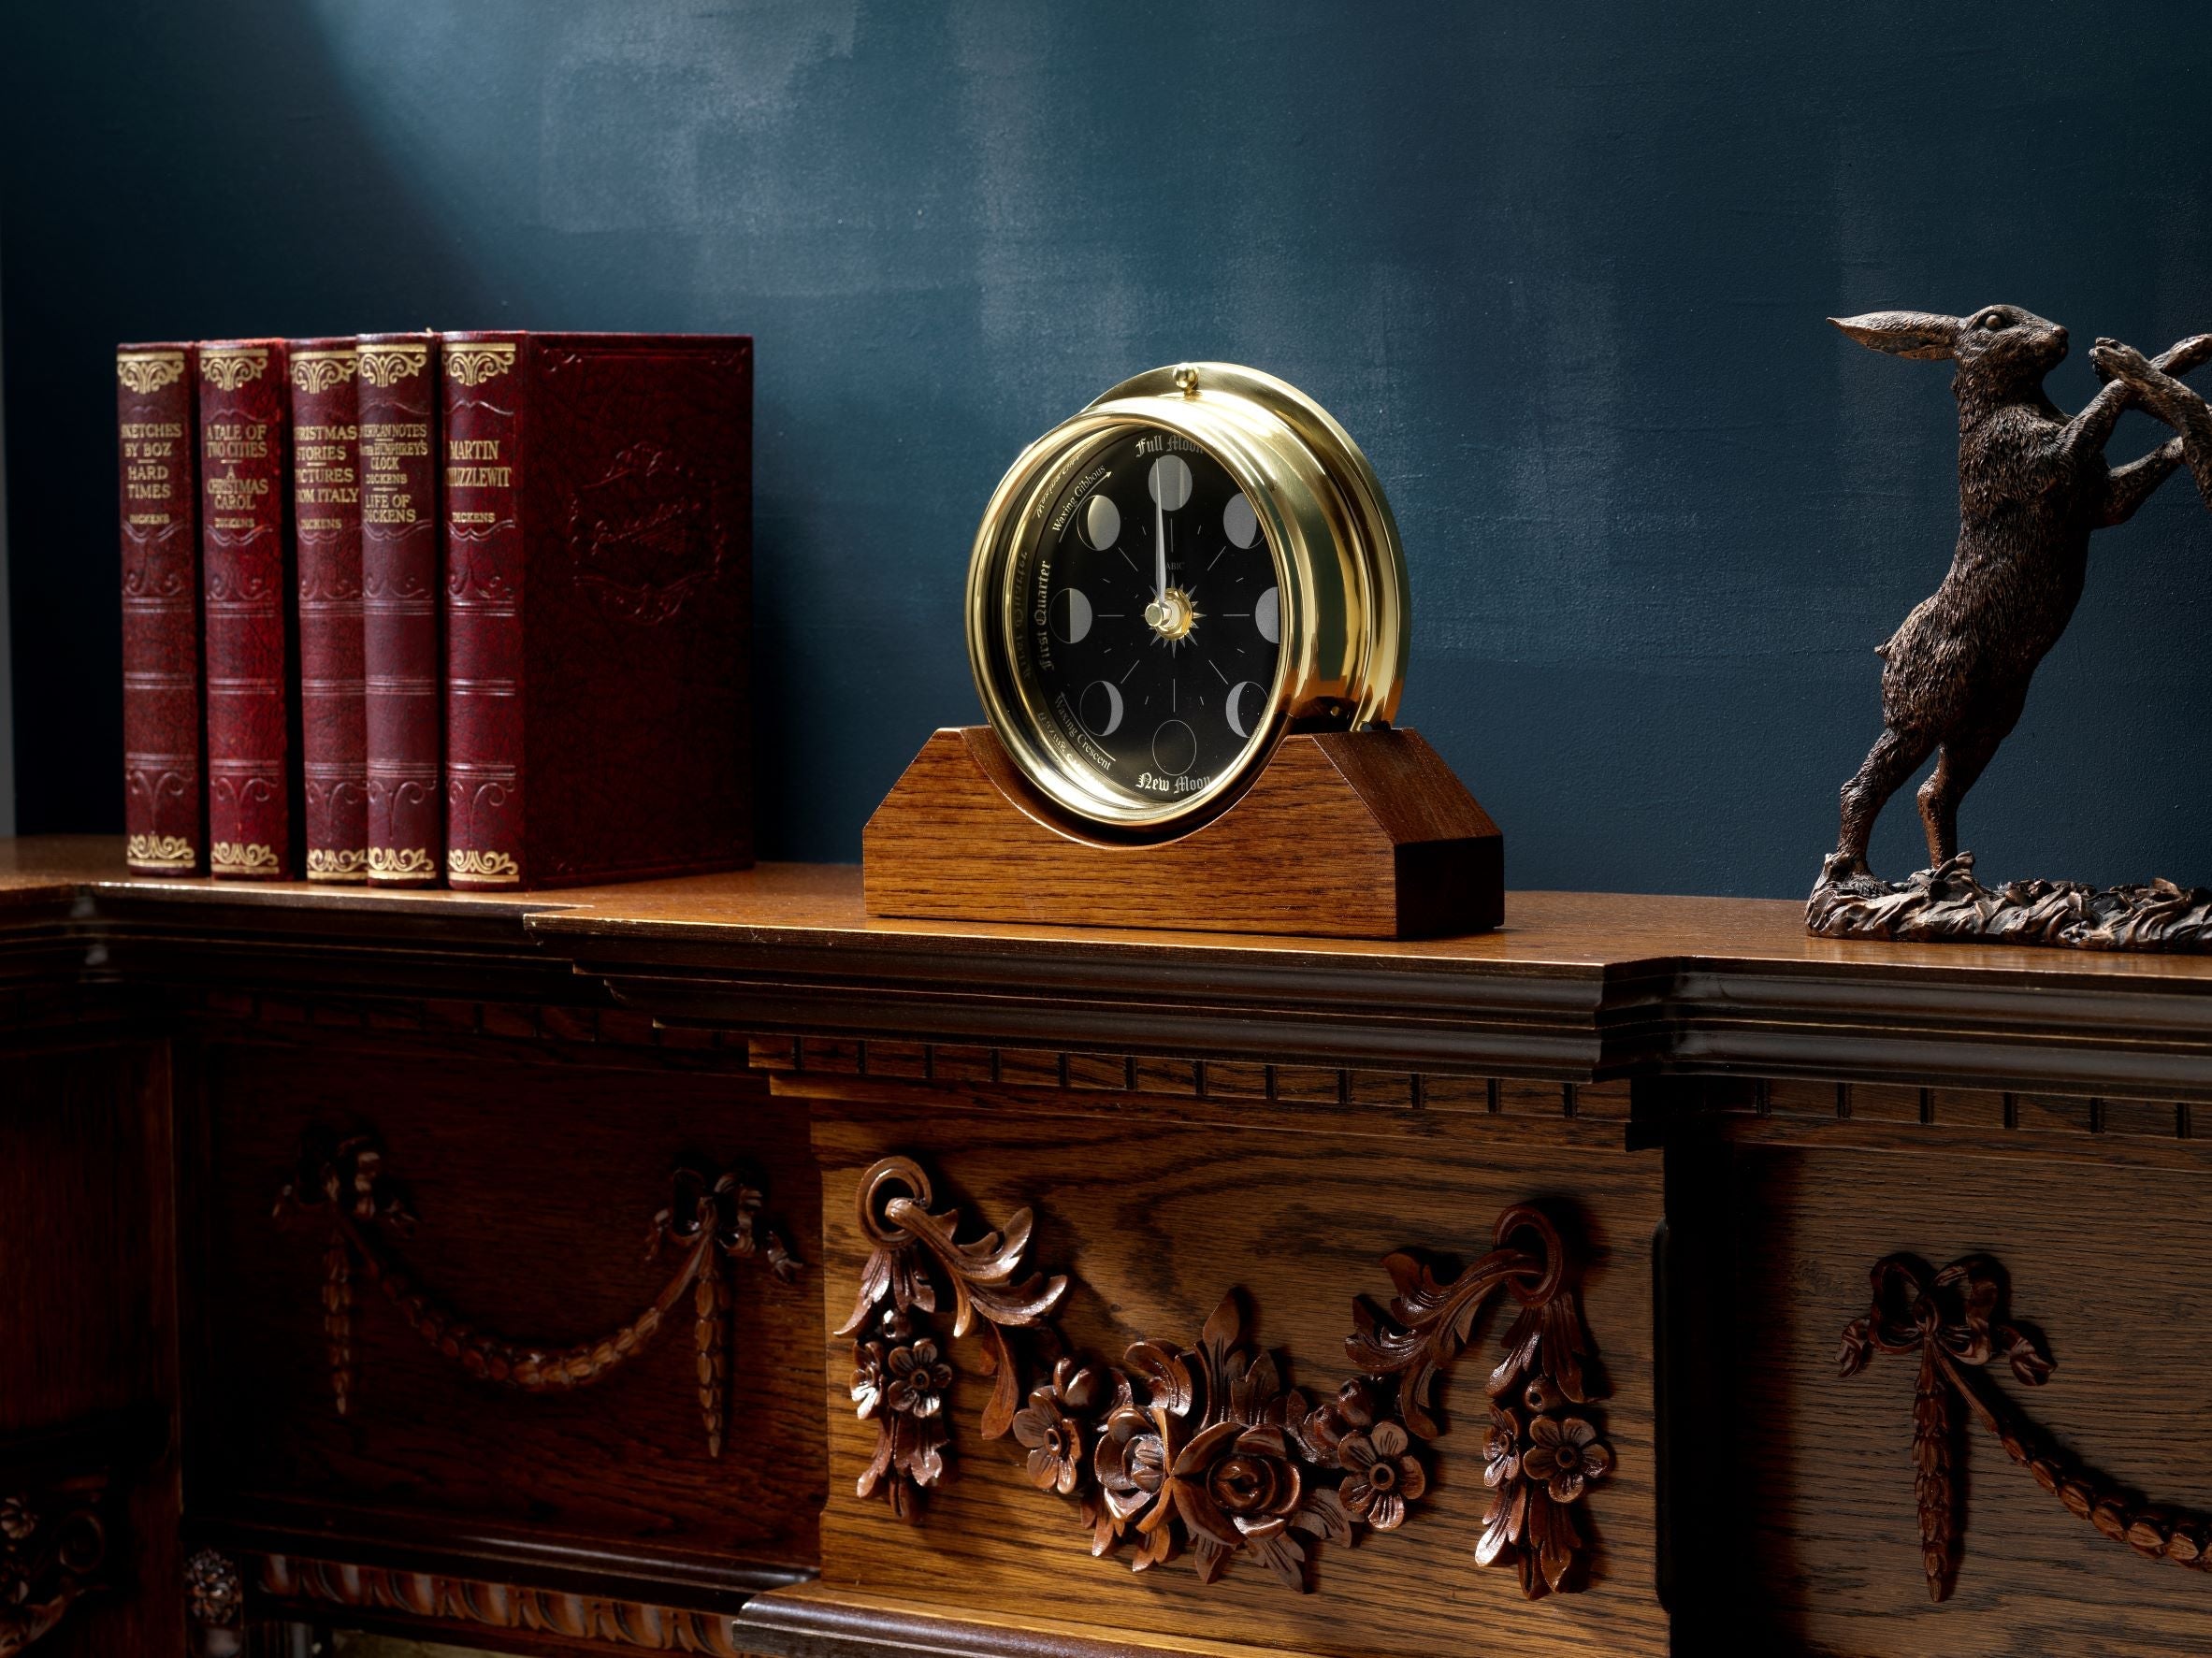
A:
1080 679 1125 737
1225 679 1263 739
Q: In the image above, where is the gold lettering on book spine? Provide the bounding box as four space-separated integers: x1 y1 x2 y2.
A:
118 353 186 395
201 351 269 393
290 353 358 395
444 343 516 387
448 848 521 884
369 846 436 879
307 847 369 880
126 832 195 870
358 345 429 389
211 841 281 874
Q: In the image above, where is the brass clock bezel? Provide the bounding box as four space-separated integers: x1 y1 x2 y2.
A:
966 362 1409 839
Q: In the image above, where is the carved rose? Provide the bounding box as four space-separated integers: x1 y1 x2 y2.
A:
1095 1406 1171 1532
1521 1415 1612 1504
1165 1420 1306 1550
1337 1419 1426 1530
0 1496 32 1541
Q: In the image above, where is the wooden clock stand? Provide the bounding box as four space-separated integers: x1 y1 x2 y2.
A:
862 725 1502 939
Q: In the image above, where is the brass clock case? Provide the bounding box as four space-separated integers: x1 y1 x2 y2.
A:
966 362 1409 838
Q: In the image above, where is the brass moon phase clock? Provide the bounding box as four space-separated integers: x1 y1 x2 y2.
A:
966 363 1410 839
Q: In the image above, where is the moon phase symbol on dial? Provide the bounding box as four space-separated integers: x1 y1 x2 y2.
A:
1151 718 1198 777
1147 454 1193 511
1222 491 1259 549
1224 679 1265 739
1051 586 1093 644
1078 679 1124 737
1081 493 1121 551
1255 585 1280 645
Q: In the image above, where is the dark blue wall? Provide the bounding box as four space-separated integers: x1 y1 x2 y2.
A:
9 2 2212 895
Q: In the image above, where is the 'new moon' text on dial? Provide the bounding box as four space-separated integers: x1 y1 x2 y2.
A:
1018 427 1283 798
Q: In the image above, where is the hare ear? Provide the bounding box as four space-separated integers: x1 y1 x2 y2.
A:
1829 311 1959 361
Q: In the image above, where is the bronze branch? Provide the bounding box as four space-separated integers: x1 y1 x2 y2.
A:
276 1130 799 1456
1841 1253 2212 1599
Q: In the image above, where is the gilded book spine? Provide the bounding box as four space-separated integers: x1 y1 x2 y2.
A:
290 339 368 881
441 334 525 888
199 339 294 879
118 342 203 873
358 333 442 886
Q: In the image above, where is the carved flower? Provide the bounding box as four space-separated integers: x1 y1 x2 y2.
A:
1096 1404 1169 1520
884 1337 953 1417
1520 1415 1611 1504
1337 1419 1426 1530
1013 1357 1111 1496
850 1342 889 1419
1482 1406 1521 1487
0 1495 32 1541
1291 1378 1378 1464
1206 1433 1306 1535
1158 1419 1307 1551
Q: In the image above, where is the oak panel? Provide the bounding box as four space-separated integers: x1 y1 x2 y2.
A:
812 1106 1665 1658
185 1036 823 1582
1728 1143 2212 1655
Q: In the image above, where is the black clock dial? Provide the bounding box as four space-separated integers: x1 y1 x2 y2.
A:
1011 426 1283 806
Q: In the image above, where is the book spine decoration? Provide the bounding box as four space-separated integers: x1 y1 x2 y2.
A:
199 339 293 879
290 341 369 881
441 336 525 887
357 334 442 886
117 344 203 873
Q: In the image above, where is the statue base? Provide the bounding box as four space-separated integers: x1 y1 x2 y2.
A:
1806 852 2212 952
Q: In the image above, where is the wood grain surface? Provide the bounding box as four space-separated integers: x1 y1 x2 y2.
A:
181 1033 822 1592
0 1038 183 1658
809 1106 1665 1658
1715 1139 2212 1655
861 727 1501 939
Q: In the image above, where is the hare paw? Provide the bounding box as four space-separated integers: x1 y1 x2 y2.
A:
2091 338 2156 383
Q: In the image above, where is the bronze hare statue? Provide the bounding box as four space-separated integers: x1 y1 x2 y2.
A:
1822 305 2212 884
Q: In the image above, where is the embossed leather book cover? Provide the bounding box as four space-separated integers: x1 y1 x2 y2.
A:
358 332 442 885
118 341 204 873
290 339 367 881
199 338 297 879
441 332 752 888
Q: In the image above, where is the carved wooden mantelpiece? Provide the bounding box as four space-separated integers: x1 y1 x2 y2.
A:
6 843 2212 1656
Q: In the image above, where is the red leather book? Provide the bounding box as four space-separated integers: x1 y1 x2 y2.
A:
289 339 368 881
357 333 442 886
441 332 752 888
117 342 203 873
198 339 296 879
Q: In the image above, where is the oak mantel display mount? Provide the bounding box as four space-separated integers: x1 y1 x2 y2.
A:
866 363 1502 938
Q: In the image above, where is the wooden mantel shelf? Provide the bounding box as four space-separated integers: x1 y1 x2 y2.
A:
9 833 2212 1658
6 834 2210 1102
